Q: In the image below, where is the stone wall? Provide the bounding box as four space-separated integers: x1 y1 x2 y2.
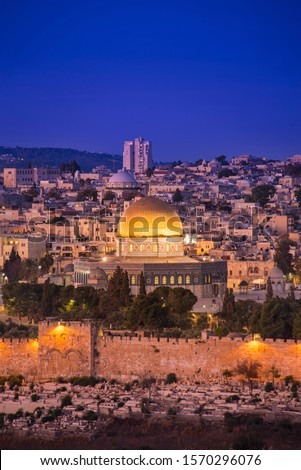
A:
1 322 301 382
38 320 97 379
0 338 39 378
96 335 301 382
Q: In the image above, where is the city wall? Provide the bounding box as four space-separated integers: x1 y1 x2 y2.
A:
96 335 301 382
1 321 301 382
0 338 39 378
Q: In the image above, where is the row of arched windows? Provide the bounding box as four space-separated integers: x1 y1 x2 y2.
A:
126 273 216 286
153 274 192 285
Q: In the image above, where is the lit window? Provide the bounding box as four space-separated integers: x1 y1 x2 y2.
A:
178 275 183 284
154 275 159 285
131 275 135 285
185 275 191 284
170 275 175 285
162 275 167 285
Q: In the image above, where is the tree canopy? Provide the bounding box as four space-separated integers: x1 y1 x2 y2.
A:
245 184 276 208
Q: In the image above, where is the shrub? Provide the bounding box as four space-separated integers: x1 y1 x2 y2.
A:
61 395 72 408
264 382 275 392
165 373 177 384
70 376 98 387
284 375 294 386
31 394 40 402
225 395 240 403
83 410 98 421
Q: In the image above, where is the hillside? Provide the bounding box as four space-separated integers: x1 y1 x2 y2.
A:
0 147 122 171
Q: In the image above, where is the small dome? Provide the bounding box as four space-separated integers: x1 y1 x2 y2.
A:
108 169 138 185
269 266 284 279
90 267 107 281
63 263 74 273
117 196 183 238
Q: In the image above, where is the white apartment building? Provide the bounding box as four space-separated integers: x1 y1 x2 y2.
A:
123 137 152 174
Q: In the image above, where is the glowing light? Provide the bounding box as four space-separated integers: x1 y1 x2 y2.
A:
102 257 107 261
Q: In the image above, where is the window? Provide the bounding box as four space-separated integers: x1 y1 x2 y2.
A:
229 270 233 276
185 275 191 284
170 275 175 285
254 267 259 274
154 275 159 285
129 244 133 252
162 275 167 285
152 243 158 253
178 275 183 284
130 275 135 285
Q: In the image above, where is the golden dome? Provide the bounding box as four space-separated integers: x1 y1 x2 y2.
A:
117 196 183 238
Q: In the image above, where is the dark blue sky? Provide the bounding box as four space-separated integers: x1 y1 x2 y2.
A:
1 0 300 161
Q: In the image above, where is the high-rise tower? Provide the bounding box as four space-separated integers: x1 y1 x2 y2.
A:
123 137 152 174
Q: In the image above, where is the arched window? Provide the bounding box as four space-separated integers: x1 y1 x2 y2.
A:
178 275 183 285
129 244 133 252
162 275 167 285
131 275 136 285
254 267 259 274
248 268 254 274
185 275 191 285
170 275 175 285
154 275 159 285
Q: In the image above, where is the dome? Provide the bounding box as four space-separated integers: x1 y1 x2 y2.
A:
118 196 183 238
63 263 74 273
108 169 138 186
269 266 284 280
90 267 107 281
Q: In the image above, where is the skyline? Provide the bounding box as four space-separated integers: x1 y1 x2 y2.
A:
1 1 301 161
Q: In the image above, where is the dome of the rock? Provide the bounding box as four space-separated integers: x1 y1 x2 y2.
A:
117 196 183 239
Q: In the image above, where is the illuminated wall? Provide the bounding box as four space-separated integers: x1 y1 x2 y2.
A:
38 320 97 379
1 322 301 382
96 335 301 382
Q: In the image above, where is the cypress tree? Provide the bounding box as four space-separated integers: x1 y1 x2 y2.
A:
266 276 273 301
287 284 295 301
121 270 132 307
139 271 146 296
41 278 53 316
3 246 22 282
221 288 236 327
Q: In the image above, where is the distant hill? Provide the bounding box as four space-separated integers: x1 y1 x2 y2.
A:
0 146 122 171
